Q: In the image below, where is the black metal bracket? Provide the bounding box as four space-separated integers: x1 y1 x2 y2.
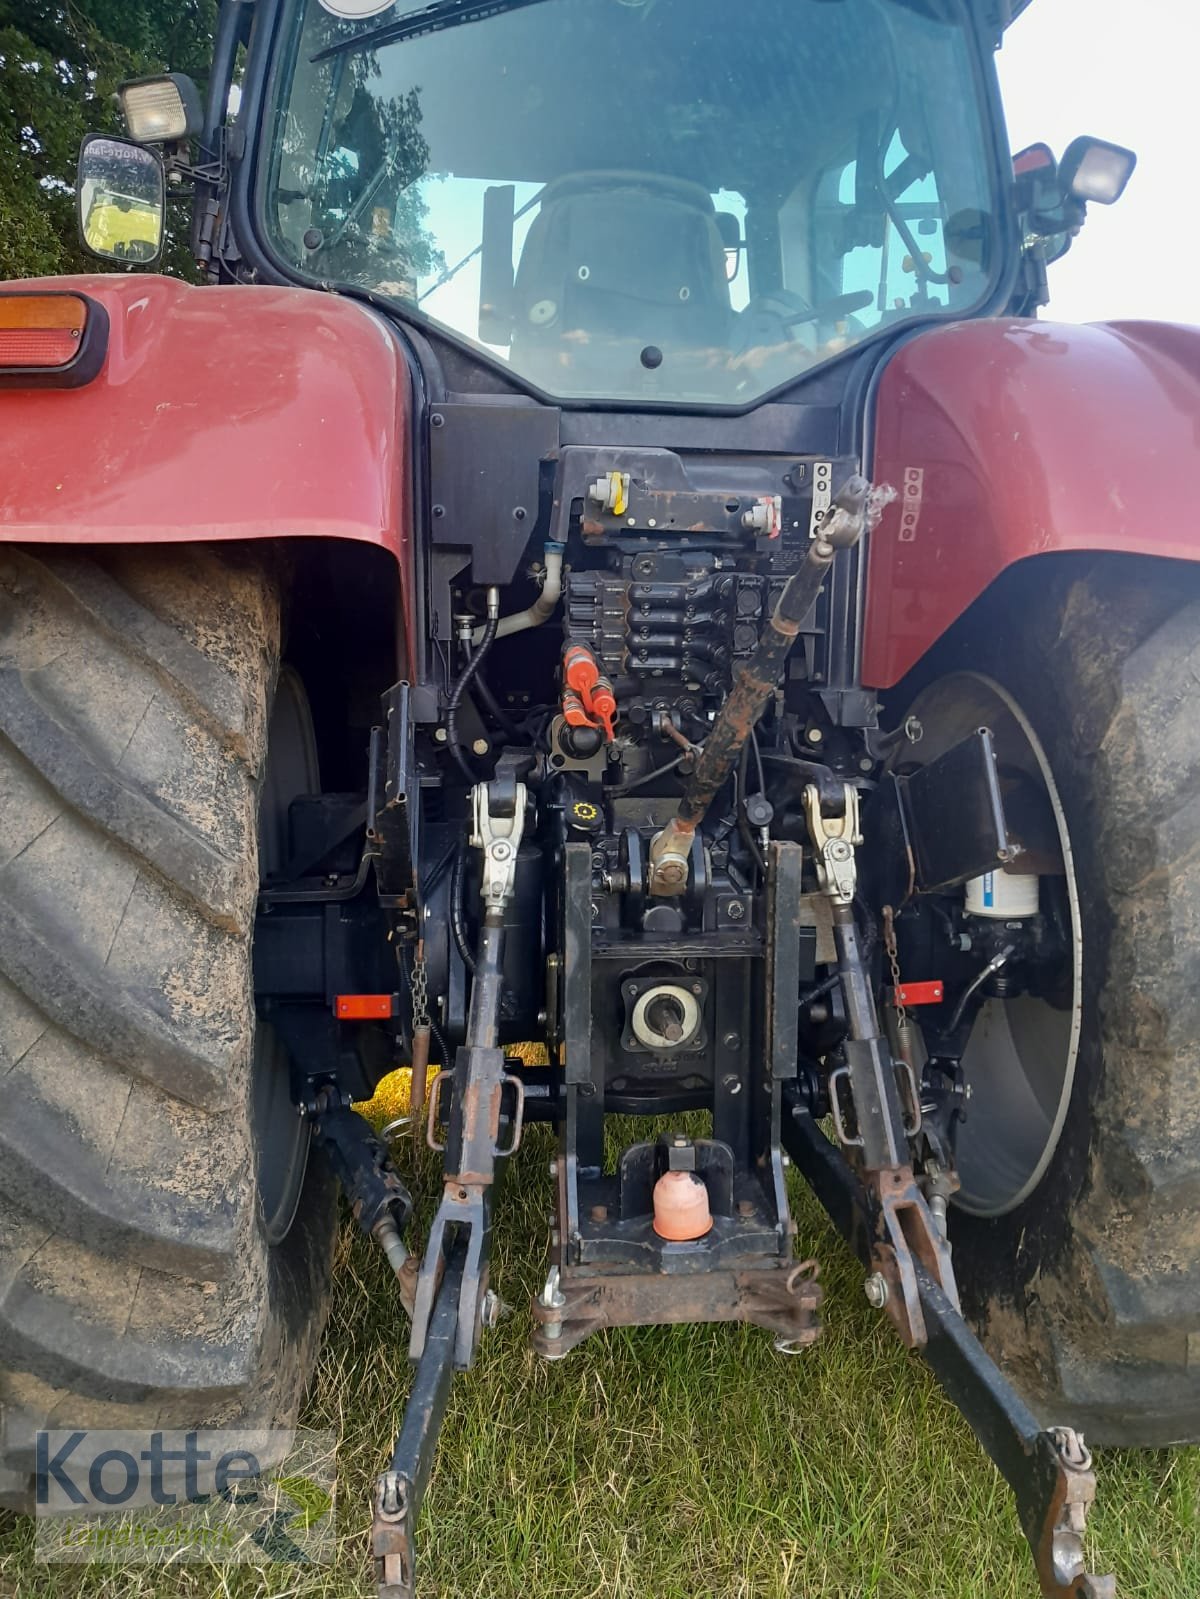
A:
311 1092 413 1239
373 1246 467 1599
783 1104 1115 1599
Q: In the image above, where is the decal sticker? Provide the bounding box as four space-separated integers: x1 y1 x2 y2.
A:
899 466 923 543
808 460 832 539
319 0 396 19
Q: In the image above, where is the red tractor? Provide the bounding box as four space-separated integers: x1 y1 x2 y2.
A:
0 1 1188 1593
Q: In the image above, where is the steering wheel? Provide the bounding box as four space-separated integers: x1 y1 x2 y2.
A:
740 288 875 344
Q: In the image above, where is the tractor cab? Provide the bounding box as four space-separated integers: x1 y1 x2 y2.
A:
261 0 1002 404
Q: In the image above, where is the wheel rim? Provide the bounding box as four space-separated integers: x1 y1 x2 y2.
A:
254 667 319 1246
899 672 1083 1217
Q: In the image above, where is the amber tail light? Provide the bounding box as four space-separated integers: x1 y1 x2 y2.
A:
0 292 109 388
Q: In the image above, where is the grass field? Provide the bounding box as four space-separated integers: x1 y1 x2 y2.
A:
3 1071 1198 1599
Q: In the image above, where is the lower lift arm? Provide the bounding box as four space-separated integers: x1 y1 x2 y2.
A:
373 774 528 1599
792 775 1113 1599
784 1103 1113 1599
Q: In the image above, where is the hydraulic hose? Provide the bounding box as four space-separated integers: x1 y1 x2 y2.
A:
473 542 564 644
450 840 478 976
446 587 500 781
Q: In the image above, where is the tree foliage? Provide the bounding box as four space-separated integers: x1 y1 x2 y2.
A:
0 1 216 281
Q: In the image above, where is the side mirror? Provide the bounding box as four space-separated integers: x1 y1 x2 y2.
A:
1012 142 1056 178
77 135 165 266
1011 134 1135 269
1058 136 1137 206
1012 142 1062 223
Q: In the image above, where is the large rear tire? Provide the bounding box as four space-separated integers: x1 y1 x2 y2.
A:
898 554 1200 1446
0 545 334 1502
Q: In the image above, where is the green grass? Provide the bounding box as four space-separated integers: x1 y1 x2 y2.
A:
3 1117 1198 1599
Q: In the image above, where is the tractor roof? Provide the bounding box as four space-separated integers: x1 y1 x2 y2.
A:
990 0 1034 28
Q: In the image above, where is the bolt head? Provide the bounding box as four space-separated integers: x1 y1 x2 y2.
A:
472 738 490 756
864 1272 890 1310
727 900 745 921
433 727 448 743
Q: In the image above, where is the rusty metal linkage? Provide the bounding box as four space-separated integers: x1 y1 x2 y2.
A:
408 777 528 1367
805 780 959 1346
374 778 528 1599
784 1106 1115 1599
647 475 869 895
530 1257 822 1359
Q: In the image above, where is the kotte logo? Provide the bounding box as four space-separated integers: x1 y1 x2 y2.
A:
33 1428 334 1566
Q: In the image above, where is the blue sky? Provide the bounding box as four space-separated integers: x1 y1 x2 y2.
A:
997 0 1196 325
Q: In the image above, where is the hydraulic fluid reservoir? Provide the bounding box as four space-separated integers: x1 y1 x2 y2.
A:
965 870 1039 919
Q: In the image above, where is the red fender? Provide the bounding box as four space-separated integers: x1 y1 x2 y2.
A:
0 273 415 653
863 317 1200 688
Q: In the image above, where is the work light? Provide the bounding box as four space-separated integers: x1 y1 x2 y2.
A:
119 74 204 144
1058 136 1137 205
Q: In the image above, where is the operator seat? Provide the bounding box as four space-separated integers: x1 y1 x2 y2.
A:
510 172 733 391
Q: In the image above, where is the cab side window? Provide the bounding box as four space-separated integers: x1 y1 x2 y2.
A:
812 132 953 328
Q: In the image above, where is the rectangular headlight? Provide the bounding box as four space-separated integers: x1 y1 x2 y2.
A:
1060 136 1137 206
119 74 203 144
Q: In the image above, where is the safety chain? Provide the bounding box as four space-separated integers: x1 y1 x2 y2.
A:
882 905 907 1030
410 941 431 1031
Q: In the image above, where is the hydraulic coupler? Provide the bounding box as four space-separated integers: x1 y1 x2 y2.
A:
647 474 869 895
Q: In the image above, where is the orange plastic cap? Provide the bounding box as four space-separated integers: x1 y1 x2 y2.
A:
564 644 601 700
590 677 618 742
652 1169 713 1241
562 688 598 729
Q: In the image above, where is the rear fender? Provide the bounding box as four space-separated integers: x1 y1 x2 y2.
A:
863 317 1200 688
0 274 416 662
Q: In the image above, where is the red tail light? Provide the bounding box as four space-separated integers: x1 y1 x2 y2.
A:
0 292 108 387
